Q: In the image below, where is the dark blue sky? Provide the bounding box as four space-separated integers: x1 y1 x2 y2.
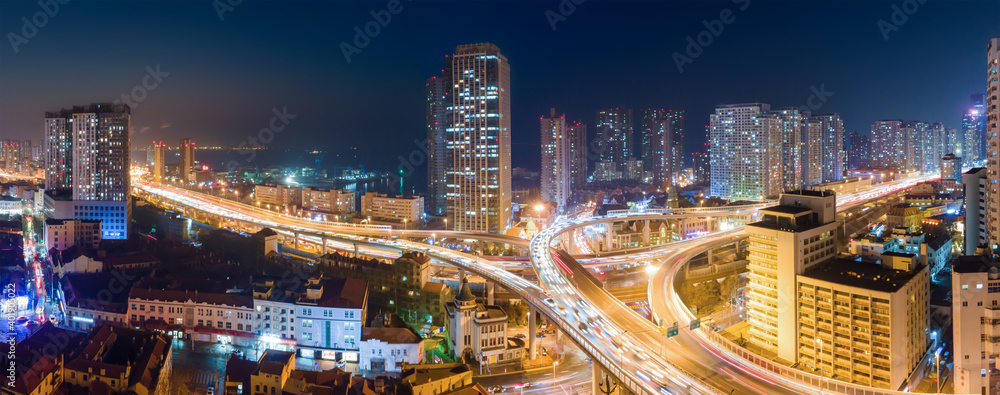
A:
1 0 998 172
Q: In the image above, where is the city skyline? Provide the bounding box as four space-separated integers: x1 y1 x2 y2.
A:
1 1 997 173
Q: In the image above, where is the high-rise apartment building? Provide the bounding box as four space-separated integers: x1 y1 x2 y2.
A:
871 120 914 171
709 103 781 201
692 150 710 184
44 109 74 191
444 43 511 233
986 38 999 251
152 141 166 184
179 138 195 183
800 118 823 186
963 167 988 255
846 131 870 169
810 114 845 182
567 121 588 190
43 103 131 240
595 107 633 165
640 109 685 190
540 109 570 210
746 190 838 362
941 153 962 184
773 108 803 191
963 94 988 166
0 140 30 176
425 75 448 216
871 120 944 172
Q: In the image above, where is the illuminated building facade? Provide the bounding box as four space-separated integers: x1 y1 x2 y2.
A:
709 103 781 201
540 108 570 210
444 43 511 233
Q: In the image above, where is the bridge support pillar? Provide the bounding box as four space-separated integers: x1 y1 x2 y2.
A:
643 220 650 246
487 282 495 305
321 237 327 255
528 306 537 360
459 269 466 283
592 363 601 395
604 221 613 252
708 247 713 263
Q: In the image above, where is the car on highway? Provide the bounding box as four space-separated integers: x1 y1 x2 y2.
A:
487 385 506 393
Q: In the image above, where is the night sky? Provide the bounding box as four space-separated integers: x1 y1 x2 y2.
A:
1 0 998 174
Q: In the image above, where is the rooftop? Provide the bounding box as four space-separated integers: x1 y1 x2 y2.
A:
130 287 254 309
952 255 997 274
297 277 367 309
800 258 923 293
761 206 812 215
256 349 294 376
362 327 423 344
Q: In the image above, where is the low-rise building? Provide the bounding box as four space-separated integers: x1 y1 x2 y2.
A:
399 363 474 395
359 314 425 374
302 187 355 214
251 277 301 352
445 279 519 365
255 183 302 209
2 323 86 395
63 325 173 395
886 204 924 232
61 272 130 332
127 287 256 346
360 192 424 224
805 177 873 196
251 350 295 395
295 277 368 364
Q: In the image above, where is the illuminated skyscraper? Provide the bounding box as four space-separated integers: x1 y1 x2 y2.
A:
444 43 511 233
962 94 987 166
425 75 448 216
152 141 166 184
567 121 588 190
595 107 633 166
179 138 195 183
43 103 131 239
773 108 803 191
540 108 570 210
709 103 781 200
44 109 74 190
640 109 685 190
871 120 915 171
986 38 999 250
800 118 823 187
809 114 845 182
845 131 870 169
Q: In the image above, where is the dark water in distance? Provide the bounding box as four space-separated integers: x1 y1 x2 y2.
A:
132 148 426 196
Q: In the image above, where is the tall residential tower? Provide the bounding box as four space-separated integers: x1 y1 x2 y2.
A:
444 43 512 233
540 108 570 210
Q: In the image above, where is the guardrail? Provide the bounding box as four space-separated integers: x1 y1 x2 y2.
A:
606 201 777 216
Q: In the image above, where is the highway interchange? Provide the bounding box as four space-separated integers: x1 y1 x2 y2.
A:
135 173 937 395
